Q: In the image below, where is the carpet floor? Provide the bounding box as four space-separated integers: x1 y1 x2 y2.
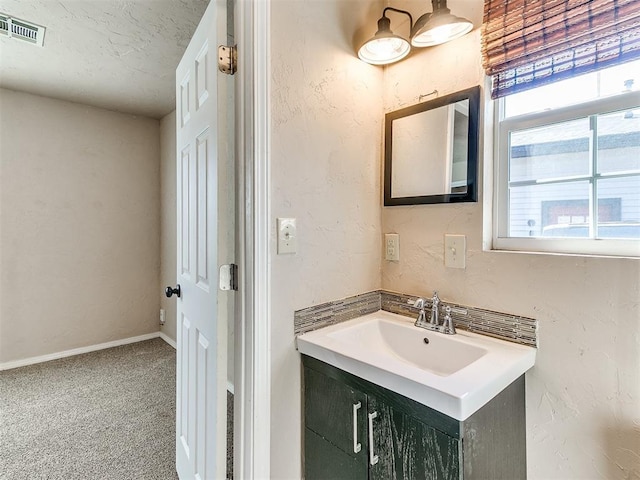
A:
0 338 233 480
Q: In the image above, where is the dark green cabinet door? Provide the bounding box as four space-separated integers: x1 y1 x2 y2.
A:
304 366 368 460
305 428 368 480
367 395 461 480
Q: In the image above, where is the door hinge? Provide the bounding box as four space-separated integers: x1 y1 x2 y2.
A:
219 264 238 291
218 45 237 75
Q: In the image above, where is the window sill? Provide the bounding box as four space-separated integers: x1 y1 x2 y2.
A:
491 237 640 259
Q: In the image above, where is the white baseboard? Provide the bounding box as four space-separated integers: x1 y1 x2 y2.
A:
0 332 162 371
159 332 177 349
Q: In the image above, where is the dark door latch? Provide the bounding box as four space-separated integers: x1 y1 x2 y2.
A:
165 285 181 298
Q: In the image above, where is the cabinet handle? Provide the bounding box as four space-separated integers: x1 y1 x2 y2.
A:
368 411 379 466
352 402 362 453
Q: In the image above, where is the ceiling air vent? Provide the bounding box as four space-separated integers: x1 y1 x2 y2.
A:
0 13 45 47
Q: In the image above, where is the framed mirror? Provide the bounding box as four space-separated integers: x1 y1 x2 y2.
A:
384 86 480 206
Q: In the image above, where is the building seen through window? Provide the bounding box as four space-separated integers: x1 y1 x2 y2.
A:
500 59 640 241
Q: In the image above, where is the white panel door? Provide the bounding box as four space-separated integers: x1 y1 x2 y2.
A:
175 0 233 478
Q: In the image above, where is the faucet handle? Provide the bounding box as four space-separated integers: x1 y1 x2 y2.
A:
410 298 426 309
442 305 456 334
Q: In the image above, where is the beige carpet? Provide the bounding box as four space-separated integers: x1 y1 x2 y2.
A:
0 338 231 480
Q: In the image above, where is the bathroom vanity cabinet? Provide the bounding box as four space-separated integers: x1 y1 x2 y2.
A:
302 355 526 480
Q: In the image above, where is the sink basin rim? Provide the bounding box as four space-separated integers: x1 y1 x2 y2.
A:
296 310 536 420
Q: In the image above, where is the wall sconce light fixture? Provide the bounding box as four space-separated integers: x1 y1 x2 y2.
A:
358 8 413 65
412 0 473 47
358 0 473 65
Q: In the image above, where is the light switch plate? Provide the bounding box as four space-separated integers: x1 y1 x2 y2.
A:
444 234 466 269
385 233 400 261
277 218 297 254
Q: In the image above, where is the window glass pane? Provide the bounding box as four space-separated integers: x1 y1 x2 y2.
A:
503 59 640 118
509 181 591 238
596 176 640 239
597 109 640 175
504 74 599 118
598 61 640 98
509 119 591 183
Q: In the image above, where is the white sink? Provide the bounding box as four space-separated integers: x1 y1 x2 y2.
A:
296 310 536 420
328 316 488 376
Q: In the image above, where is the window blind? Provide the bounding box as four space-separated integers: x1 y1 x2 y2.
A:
481 0 640 99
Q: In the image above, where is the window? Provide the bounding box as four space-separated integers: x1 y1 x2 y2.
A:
494 60 640 257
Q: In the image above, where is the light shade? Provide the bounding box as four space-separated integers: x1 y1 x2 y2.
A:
411 3 473 47
358 16 411 65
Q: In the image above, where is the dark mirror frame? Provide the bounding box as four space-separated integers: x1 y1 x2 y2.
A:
384 86 480 206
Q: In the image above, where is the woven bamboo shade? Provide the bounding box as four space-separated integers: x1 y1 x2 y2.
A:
481 0 640 99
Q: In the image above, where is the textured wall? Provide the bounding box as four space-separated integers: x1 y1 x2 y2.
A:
0 0 209 118
0 89 161 363
160 110 177 343
269 0 384 477
382 19 640 480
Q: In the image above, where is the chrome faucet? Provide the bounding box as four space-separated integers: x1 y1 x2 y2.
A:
429 291 440 328
409 291 456 335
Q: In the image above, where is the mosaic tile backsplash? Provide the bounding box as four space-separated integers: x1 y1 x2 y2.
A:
295 290 538 348
294 291 381 336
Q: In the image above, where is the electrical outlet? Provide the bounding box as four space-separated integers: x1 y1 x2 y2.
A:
385 233 400 261
444 234 466 269
159 309 165 325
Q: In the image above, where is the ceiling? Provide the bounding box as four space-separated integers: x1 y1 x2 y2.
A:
0 0 209 119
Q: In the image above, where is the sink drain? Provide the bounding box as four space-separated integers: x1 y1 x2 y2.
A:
423 337 430 344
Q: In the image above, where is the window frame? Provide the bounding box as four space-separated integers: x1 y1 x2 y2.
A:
493 88 640 258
